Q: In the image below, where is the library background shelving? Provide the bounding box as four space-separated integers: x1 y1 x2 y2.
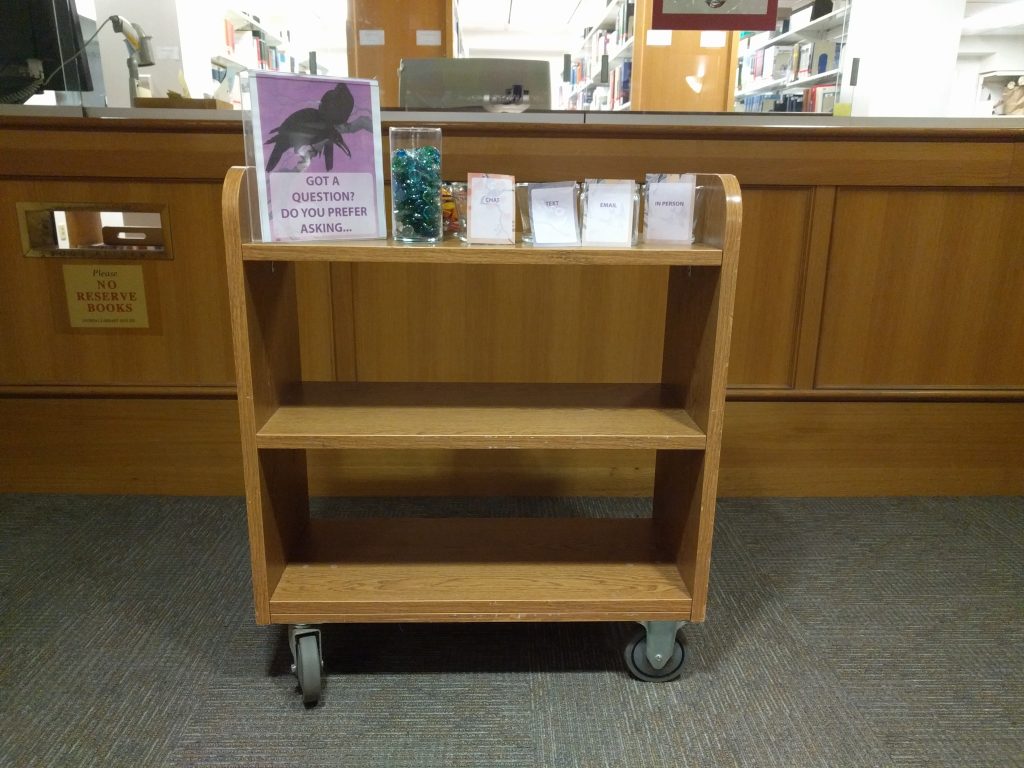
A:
561 0 635 111
218 10 289 72
733 4 849 113
222 167 742 704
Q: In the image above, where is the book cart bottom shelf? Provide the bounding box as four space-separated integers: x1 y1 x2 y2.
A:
269 518 693 624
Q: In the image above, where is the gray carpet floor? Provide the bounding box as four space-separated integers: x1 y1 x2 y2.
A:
0 495 1021 767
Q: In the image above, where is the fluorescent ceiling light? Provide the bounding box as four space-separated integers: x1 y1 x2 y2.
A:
962 0 1024 32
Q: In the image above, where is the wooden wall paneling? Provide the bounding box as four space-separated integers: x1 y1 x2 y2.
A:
0 396 242 494
725 32 740 108
816 188 1024 388
1 121 1020 189
728 186 813 387
721 400 1024 496
347 0 448 108
295 263 337 381
638 32 735 112
631 0 652 108
630 1 734 112
1013 141 1024 181
3 123 1018 189
0 123 243 180
350 263 668 383
427 133 1018 189
330 264 359 380
792 185 836 389
445 0 457 57
0 179 235 386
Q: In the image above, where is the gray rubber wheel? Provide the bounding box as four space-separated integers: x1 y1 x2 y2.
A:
295 633 322 705
624 628 685 682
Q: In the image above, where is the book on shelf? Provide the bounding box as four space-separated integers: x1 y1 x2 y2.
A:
797 41 815 78
244 72 386 242
762 47 775 80
616 61 631 107
619 0 635 41
740 54 754 90
775 9 791 34
797 41 840 78
770 47 793 80
224 19 235 53
806 83 837 112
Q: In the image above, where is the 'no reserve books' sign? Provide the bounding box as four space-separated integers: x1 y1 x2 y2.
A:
63 264 148 328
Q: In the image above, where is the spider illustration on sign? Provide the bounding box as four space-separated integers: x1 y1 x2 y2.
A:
264 83 374 172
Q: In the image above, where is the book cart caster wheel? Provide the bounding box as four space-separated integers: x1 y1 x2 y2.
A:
295 633 322 705
624 627 685 682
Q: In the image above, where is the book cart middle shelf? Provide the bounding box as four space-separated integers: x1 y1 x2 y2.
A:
223 167 741 705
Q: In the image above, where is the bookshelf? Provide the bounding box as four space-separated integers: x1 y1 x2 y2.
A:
741 7 848 55
213 9 291 102
733 4 849 114
562 0 634 111
224 9 286 47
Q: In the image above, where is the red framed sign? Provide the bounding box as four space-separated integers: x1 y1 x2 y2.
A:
651 0 779 31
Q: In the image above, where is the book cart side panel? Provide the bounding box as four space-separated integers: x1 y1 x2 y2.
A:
653 174 742 622
224 166 310 624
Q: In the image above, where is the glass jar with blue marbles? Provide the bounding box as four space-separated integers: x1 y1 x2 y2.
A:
389 127 443 243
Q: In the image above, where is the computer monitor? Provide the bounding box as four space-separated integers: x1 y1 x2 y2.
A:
0 0 93 103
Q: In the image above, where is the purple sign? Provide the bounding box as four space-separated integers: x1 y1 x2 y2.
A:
247 72 386 241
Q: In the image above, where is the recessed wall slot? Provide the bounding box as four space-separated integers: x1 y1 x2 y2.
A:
17 204 172 259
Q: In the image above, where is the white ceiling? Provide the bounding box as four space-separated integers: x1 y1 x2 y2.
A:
457 0 580 56
963 0 1024 35
457 0 583 29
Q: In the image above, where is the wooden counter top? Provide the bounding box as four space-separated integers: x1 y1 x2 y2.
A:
2 109 1023 141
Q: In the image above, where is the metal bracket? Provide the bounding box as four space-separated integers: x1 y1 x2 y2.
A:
641 620 685 670
288 624 322 673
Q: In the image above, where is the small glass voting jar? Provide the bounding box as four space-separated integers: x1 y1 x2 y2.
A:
515 183 532 243
441 181 468 241
390 127 443 242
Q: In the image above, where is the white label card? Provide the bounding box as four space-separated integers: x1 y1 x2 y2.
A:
416 30 442 46
530 183 579 245
644 174 696 243
582 180 635 246
646 29 672 46
359 29 385 46
467 173 516 244
700 31 727 48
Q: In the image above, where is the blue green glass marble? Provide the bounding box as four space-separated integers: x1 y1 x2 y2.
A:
391 146 442 241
